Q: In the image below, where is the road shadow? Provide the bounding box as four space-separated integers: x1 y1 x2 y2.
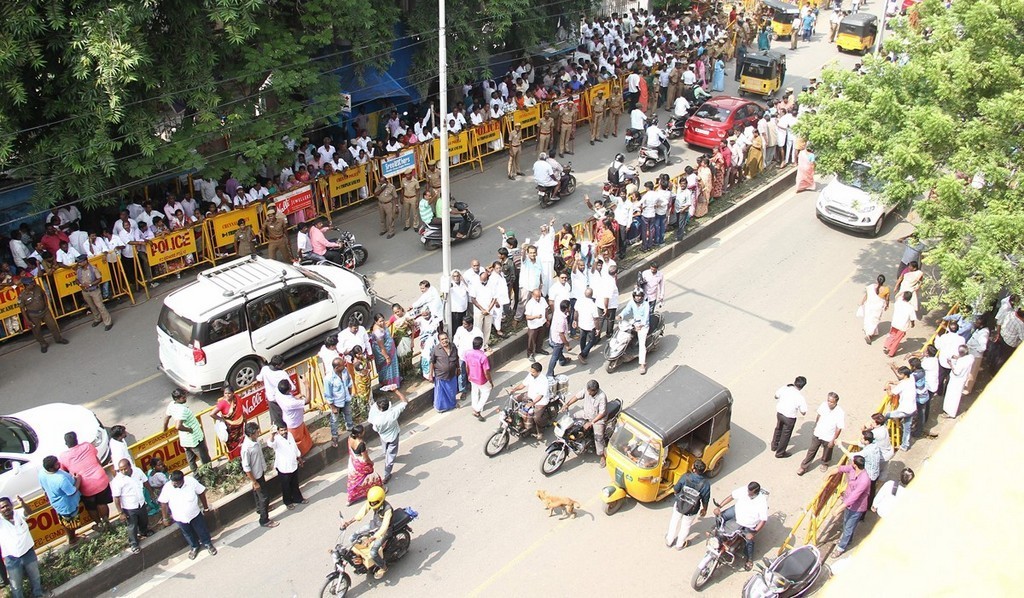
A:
389 525 455 577
399 436 464 476
787 420 815 454
718 422 767 479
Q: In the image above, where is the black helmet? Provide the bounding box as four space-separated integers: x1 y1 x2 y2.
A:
615 153 625 162
632 288 645 299
649 115 659 126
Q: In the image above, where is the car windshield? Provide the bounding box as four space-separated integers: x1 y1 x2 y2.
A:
609 422 662 469
0 418 38 455
840 164 884 194
693 104 731 123
158 306 196 345
742 62 772 79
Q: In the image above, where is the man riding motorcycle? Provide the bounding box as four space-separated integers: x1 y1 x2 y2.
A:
340 486 394 579
533 152 561 198
506 362 551 439
645 117 670 162
630 107 648 132
617 288 652 375
560 379 610 467
608 153 638 187
713 481 768 571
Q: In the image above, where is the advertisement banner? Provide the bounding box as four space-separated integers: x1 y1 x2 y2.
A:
328 167 367 197
380 151 417 178
235 370 302 420
145 229 197 267
273 185 314 216
25 492 91 550
52 256 113 299
0 285 21 320
210 205 260 248
513 105 541 128
130 427 190 473
431 132 469 158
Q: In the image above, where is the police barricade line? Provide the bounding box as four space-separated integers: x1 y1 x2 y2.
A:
504 105 541 143
469 120 506 164
318 166 373 218
269 184 318 231
426 131 480 172
206 204 263 262
131 222 213 298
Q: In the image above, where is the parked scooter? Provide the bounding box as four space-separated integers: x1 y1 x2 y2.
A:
321 507 418 597
537 162 578 207
419 202 483 249
625 128 643 152
691 499 753 591
484 377 568 457
540 399 622 475
666 114 688 139
741 545 823 598
298 230 368 269
604 312 665 373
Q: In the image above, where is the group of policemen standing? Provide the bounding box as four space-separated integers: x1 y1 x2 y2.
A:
533 87 624 162
371 162 445 237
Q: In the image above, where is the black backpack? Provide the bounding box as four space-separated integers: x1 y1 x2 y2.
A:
607 164 621 185
674 477 706 515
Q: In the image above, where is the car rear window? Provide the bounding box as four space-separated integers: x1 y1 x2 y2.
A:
693 105 731 123
158 306 196 345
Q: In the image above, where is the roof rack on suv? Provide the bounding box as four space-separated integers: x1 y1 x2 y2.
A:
199 255 291 297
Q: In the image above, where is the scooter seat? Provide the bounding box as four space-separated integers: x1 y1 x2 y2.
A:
776 546 819 581
605 399 622 421
650 313 663 330
388 507 411 532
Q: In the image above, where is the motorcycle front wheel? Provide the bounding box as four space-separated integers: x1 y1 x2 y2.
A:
540 446 569 476
352 246 368 267
320 573 352 598
484 430 510 457
691 554 719 591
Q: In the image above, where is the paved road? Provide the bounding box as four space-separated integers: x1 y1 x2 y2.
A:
0 16 868 443
104 167 933 597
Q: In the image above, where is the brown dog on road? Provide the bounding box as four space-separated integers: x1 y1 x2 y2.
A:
537 489 580 519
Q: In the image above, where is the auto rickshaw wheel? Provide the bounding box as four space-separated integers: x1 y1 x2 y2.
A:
705 456 724 479
604 498 624 516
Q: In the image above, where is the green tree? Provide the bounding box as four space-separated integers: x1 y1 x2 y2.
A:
0 0 399 211
406 0 594 96
796 0 1024 309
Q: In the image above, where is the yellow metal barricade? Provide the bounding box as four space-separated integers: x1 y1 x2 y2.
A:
427 131 479 171
134 221 215 296
320 165 371 217
206 205 262 262
469 120 506 164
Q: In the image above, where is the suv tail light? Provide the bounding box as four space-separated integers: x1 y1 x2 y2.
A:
192 341 207 366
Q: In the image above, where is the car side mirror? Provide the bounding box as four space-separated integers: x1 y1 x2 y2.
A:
10 462 22 474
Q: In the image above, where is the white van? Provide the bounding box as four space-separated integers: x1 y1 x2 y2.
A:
157 256 374 392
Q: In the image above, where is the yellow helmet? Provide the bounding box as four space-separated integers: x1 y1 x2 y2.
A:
368 486 386 508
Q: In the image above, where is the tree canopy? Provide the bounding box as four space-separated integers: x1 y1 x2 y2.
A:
0 0 589 216
797 0 1024 310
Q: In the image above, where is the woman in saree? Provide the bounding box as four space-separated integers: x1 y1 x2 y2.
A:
795 144 817 192
595 218 617 261
212 385 246 459
744 130 765 180
710 147 726 200
346 424 380 505
859 274 891 344
370 313 401 391
695 157 713 217
348 346 374 410
388 303 416 362
895 260 924 311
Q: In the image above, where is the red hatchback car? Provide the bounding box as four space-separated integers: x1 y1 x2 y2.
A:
683 96 765 149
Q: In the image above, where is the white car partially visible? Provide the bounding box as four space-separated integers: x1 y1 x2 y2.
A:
815 162 898 237
0 404 110 501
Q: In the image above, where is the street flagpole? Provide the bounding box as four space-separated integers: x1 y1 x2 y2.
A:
439 0 453 332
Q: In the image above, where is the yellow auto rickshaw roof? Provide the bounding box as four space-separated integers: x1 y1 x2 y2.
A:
763 0 800 15
623 365 732 443
840 13 879 26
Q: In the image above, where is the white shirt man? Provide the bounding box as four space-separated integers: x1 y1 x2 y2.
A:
54 244 80 266
626 72 641 93
673 95 691 117
774 383 808 419
337 325 371 356
412 285 444 318
110 464 149 512
317 142 336 164
522 370 550 406
548 276 572 309
630 108 648 130
891 294 918 332
9 237 30 270
158 475 206 524
646 123 667 148
730 486 769 529
525 294 548 330
533 158 557 187
574 292 600 334
935 329 966 370
682 67 697 86
268 431 301 474
812 400 845 444
453 322 483 359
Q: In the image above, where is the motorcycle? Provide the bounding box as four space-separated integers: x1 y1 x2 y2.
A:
321 507 419 597
537 162 578 207
604 313 665 373
419 201 484 250
484 376 568 457
741 545 823 598
540 399 622 475
691 500 752 591
638 140 671 172
666 115 688 139
625 128 642 152
298 230 369 269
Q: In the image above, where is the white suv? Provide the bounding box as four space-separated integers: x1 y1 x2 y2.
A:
157 256 374 392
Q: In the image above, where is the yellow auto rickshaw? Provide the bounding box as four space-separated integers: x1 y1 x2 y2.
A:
739 50 787 97
836 13 879 54
763 0 800 40
601 365 732 515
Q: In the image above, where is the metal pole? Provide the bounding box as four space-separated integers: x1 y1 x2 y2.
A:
875 11 888 56
439 0 453 331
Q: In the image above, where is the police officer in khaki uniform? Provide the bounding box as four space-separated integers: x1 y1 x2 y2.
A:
399 170 420 231
426 162 442 196
74 254 112 330
507 123 524 179
558 102 575 157
234 219 256 256
537 110 554 157
607 86 624 137
18 274 67 352
590 91 606 145
374 177 398 238
261 203 292 263
667 63 682 109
